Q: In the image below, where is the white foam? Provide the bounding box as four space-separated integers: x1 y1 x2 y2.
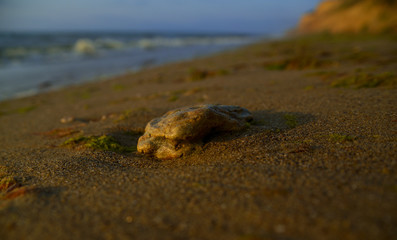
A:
73 39 97 55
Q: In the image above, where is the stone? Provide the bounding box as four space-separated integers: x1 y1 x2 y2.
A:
60 116 74 124
137 104 253 159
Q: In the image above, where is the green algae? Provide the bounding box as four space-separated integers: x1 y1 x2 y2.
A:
80 91 92 99
112 84 126 91
63 135 136 153
68 88 98 102
63 136 88 145
168 95 179 102
114 109 132 123
0 105 37 116
283 114 298 128
167 89 186 102
16 105 36 114
265 55 336 71
331 71 396 88
186 68 229 82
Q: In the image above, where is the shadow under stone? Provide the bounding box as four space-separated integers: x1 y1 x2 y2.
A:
204 109 315 144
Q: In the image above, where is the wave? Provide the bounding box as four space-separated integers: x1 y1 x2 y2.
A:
0 34 255 65
134 36 251 49
73 39 97 55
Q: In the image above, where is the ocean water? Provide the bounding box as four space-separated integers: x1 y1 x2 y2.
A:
0 32 257 101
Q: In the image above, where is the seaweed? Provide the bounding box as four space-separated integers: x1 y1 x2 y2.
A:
0 176 18 191
0 166 34 200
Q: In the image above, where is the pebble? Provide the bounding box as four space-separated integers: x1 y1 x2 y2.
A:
60 116 74 124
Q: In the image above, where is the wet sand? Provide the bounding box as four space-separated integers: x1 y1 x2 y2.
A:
0 34 396 240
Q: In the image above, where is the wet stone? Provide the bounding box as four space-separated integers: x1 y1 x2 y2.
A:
137 104 253 159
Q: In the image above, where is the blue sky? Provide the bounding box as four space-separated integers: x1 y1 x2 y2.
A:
0 0 321 34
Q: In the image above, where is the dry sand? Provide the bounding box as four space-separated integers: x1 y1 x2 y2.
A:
0 34 396 240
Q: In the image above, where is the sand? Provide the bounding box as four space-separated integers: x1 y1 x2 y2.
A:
0 34 396 240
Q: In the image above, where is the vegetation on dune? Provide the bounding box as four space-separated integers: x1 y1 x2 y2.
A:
344 49 377 63
340 0 397 9
297 0 397 34
264 38 341 71
294 34 397 89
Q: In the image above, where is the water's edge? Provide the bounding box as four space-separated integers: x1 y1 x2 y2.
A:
0 32 261 101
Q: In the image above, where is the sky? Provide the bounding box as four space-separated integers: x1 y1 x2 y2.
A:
0 0 322 34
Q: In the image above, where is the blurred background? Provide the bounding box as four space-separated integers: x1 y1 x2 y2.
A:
0 0 321 100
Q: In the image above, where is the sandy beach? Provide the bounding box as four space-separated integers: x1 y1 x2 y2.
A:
0 34 396 239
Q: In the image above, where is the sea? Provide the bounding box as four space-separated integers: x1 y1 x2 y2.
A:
0 31 259 101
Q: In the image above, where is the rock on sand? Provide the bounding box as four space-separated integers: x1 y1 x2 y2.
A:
137 104 253 159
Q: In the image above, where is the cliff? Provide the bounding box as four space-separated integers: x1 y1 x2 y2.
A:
296 0 397 34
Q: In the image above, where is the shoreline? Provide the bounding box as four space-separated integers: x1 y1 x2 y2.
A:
1 34 396 240
0 32 259 102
